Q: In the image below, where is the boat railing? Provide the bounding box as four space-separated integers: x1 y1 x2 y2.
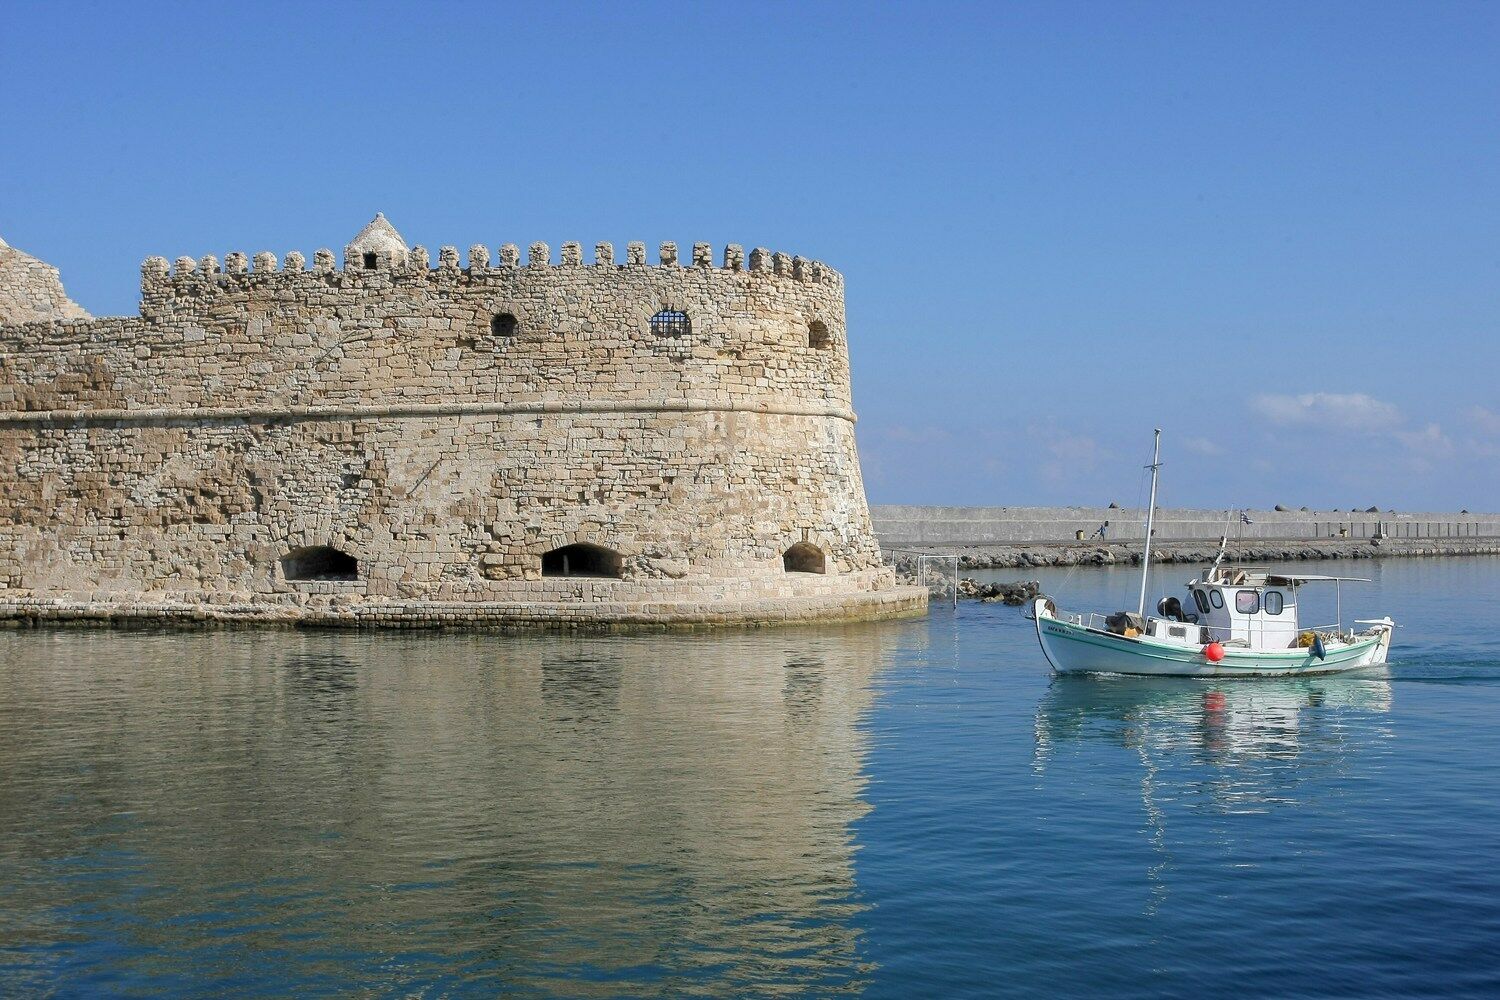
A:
1062 611 1352 643
1302 620 1362 638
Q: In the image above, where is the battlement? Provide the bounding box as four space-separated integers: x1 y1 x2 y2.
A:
13 214 853 418
141 237 840 302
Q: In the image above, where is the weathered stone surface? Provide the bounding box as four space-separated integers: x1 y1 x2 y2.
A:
0 216 921 627
0 235 91 323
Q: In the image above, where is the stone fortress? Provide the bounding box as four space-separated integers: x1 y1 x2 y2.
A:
0 217 925 627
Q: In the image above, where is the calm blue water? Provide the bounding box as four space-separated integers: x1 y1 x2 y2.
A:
2 558 1499 998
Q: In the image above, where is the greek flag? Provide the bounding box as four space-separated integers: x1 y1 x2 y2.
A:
1240 512 1254 524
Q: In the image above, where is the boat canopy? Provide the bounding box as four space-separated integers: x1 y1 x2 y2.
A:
1264 573 1372 586
1198 566 1371 587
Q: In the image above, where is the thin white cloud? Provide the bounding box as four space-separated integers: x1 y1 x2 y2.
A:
1030 427 1100 483
1182 436 1222 456
1393 422 1454 460
1250 392 1403 432
1468 406 1500 438
880 423 951 444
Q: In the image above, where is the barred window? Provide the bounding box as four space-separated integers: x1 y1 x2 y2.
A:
649 308 690 338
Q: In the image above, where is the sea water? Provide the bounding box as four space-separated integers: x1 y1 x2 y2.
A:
2 558 1498 998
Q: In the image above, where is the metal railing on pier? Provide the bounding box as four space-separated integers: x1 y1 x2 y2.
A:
884 548 959 609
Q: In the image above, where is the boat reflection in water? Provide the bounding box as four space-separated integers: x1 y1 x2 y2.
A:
1035 669 1395 816
1032 671 1395 913
0 624 907 996
1036 671 1393 774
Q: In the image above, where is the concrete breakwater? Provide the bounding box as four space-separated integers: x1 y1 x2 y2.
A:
872 505 1500 548
877 505 1500 574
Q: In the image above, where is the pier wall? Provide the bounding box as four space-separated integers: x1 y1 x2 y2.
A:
872 506 1500 548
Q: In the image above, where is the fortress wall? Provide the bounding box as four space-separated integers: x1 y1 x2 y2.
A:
0 237 919 624
872 505 1500 547
2 245 849 414
0 411 885 599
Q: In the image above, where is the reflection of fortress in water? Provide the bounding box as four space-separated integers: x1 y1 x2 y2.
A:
0 624 915 995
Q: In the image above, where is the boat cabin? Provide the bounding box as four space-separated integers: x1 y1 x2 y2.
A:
1146 565 1366 650
1183 566 1299 648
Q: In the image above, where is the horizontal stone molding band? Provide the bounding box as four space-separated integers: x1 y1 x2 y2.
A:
0 398 858 428
0 586 929 630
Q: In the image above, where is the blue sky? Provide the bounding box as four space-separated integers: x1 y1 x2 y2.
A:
3 3 1497 511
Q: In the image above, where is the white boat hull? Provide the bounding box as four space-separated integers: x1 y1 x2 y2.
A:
1033 599 1392 678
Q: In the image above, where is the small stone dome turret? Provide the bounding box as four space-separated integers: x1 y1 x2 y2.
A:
343 213 409 270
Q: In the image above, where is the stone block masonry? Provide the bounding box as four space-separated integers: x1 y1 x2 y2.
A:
0 215 925 628
0 235 90 324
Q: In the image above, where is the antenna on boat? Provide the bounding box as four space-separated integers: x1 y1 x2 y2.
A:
1136 429 1162 619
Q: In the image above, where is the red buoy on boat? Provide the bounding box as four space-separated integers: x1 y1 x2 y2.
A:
1203 641 1226 662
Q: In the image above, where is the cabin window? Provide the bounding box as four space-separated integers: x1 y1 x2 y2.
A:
649 308 690 338
491 312 518 337
362 252 378 270
1192 589 1211 615
541 543 623 579
1265 591 1284 615
1209 589 1224 609
782 542 826 574
1235 590 1260 614
808 320 832 350
282 545 358 582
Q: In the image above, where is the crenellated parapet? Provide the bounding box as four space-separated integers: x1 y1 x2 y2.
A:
139 214 841 307
141 239 840 297
123 215 854 401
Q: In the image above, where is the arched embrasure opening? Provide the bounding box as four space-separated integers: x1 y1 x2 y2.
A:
808 320 832 350
542 543 624 579
782 542 826 574
282 545 359 582
491 312 518 337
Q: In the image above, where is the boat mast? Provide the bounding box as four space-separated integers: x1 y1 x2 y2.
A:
1137 429 1162 618
1211 509 1232 572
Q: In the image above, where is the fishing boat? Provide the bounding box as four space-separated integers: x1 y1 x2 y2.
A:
1031 430 1396 677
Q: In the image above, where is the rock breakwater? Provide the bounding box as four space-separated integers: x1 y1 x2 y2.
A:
891 536 1500 572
